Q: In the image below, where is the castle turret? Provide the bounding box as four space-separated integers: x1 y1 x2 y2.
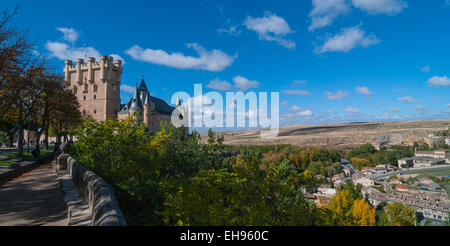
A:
87 57 95 83
143 93 151 125
64 60 73 83
76 58 84 84
129 85 143 123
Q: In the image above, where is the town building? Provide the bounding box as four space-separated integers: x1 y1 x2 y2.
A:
352 174 375 188
398 149 450 169
395 184 409 192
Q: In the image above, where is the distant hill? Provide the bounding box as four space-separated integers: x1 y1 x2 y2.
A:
201 119 450 150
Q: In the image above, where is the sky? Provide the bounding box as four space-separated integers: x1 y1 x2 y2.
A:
3 0 450 131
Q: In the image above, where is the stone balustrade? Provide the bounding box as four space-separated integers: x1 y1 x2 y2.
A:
55 145 127 226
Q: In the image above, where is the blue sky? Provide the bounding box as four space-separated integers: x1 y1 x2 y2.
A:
4 0 450 129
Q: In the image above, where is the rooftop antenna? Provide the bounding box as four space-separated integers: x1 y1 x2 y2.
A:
83 47 87 63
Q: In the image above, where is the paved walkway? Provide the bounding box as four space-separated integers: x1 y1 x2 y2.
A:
0 163 68 226
0 155 37 178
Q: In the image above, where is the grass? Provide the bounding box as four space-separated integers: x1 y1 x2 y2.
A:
0 160 15 167
405 167 450 195
408 168 450 177
0 149 53 158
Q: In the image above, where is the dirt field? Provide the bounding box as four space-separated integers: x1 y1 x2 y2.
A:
201 119 450 149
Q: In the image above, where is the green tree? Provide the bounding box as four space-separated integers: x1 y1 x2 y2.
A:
381 202 416 226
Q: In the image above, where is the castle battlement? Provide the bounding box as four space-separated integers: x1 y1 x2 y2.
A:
64 55 122 122
64 56 122 85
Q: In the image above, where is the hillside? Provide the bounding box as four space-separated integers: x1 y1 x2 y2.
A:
201 119 450 149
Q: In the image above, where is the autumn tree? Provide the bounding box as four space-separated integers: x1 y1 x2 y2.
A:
0 6 36 156
351 157 370 170
0 7 33 117
352 199 376 226
327 189 355 225
381 202 416 226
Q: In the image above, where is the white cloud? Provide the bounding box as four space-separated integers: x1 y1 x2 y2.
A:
398 96 421 103
356 86 374 95
206 78 232 91
345 106 360 113
387 107 400 113
413 105 427 111
352 0 407 15
447 103 450 108
421 65 431 73
110 54 126 64
288 105 303 113
232 75 261 91
280 100 289 106
56 27 79 43
283 90 311 96
427 76 450 87
298 110 314 117
244 11 296 49
325 90 348 100
45 41 124 64
32 49 40 56
46 29 124 64
125 43 235 72
291 80 308 86
120 85 135 93
45 41 101 61
217 25 242 36
315 25 380 53
308 0 351 31
286 106 314 118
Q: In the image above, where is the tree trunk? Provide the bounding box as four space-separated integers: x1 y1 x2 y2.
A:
8 133 14 147
44 120 49 150
57 125 62 145
18 102 24 157
34 125 41 151
27 120 31 153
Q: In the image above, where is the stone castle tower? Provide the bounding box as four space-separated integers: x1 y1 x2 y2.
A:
64 56 122 122
64 56 188 133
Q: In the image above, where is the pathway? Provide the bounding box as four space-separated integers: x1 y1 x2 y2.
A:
0 163 68 226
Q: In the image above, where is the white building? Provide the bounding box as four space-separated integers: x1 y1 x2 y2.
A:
353 176 375 188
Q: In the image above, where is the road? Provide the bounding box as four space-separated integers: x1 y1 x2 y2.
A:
375 165 450 180
0 163 68 226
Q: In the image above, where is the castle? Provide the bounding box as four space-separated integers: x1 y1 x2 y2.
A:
64 56 183 132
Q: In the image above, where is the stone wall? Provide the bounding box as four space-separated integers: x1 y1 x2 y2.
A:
65 156 127 226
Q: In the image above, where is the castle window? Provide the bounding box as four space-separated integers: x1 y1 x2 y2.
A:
83 84 88 93
93 84 98 92
112 84 117 92
94 110 97 114
94 94 97 100
83 95 86 100
83 110 86 116
73 86 77 94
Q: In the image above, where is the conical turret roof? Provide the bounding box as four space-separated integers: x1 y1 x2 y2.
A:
129 85 143 111
139 77 149 93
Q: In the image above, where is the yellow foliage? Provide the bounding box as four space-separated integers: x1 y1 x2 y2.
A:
328 189 354 225
352 199 376 226
350 157 370 169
